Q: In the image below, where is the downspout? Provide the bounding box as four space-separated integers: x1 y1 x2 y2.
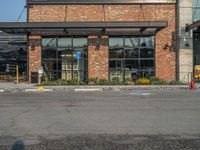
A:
176 0 180 81
26 0 29 82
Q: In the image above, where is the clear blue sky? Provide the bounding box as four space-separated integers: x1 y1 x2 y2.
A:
0 0 26 22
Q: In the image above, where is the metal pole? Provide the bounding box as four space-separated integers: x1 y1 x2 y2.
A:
78 59 80 85
38 75 41 85
16 64 19 84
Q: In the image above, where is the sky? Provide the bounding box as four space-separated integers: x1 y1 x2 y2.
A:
0 0 26 22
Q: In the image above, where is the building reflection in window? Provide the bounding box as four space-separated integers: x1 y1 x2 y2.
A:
109 36 155 81
42 37 88 81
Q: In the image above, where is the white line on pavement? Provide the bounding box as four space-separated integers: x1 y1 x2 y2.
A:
74 88 101 92
0 89 5 93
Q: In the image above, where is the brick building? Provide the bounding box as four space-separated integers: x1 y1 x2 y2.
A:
0 0 177 83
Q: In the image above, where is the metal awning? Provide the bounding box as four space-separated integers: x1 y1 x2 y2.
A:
0 21 167 36
186 21 200 32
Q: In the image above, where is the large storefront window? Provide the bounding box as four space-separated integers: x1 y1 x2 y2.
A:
109 36 155 81
193 0 200 22
42 37 88 81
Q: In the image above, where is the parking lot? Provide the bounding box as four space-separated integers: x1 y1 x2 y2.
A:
0 90 200 149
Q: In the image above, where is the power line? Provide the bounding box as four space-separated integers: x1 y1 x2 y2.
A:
17 6 26 22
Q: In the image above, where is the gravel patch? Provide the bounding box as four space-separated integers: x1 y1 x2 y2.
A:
1 134 200 150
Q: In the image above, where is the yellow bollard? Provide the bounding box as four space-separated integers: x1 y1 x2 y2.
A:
38 86 44 91
16 64 19 84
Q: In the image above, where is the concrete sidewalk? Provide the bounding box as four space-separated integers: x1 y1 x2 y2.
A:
0 82 36 91
0 83 193 92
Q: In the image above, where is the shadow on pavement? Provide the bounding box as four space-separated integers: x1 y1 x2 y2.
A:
12 140 25 150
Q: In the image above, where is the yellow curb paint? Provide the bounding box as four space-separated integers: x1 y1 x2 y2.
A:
38 86 45 91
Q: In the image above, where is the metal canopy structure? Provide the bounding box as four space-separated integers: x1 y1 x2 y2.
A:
27 0 176 5
186 20 200 32
0 21 167 36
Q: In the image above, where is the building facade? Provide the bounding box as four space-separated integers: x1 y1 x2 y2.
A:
178 0 200 82
0 0 180 83
24 0 177 83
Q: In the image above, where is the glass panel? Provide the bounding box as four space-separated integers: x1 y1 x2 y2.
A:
42 37 88 82
193 0 200 22
109 48 123 58
109 70 123 81
125 71 139 81
140 48 154 58
109 38 123 47
193 0 200 7
58 38 72 48
73 38 87 48
124 48 139 58
42 60 57 72
125 38 139 47
109 60 116 69
125 60 139 70
193 33 200 66
42 38 56 48
140 59 154 69
140 37 154 47
109 60 123 69
42 48 57 59
139 70 155 78
58 48 73 59
109 36 155 81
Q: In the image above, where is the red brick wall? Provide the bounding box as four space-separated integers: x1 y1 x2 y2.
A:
155 5 176 81
28 36 41 83
88 36 109 80
28 4 176 81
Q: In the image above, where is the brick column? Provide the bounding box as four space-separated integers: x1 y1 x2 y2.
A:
28 35 41 83
88 36 109 80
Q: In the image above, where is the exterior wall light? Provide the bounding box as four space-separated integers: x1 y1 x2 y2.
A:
29 39 40 51
185 42 190 47
163 43 170 50
96 42 101 50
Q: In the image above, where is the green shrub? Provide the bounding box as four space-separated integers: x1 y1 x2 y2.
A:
151 80 168 85
109 77 121 85
42 79 68 86
42 79 87 86
98 79 108 85
88 77 99 85
135 78 150 85
169 80 186 85
67 79 78 85
57 79 68 85
124 78 134 85
149 76 168 85
149 76 160 82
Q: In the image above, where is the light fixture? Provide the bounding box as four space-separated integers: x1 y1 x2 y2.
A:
96 42 101 50
163 43 170 50
185 42 190 47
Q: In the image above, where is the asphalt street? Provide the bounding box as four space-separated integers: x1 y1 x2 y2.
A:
0 90 200 149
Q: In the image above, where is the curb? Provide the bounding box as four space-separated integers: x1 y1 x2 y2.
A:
0 89 5 93
49 85 191 92
0 84 199 93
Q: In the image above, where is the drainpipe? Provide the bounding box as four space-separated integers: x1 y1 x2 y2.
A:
176 0 180 81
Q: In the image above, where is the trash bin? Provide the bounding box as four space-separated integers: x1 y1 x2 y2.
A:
31 72 38 83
